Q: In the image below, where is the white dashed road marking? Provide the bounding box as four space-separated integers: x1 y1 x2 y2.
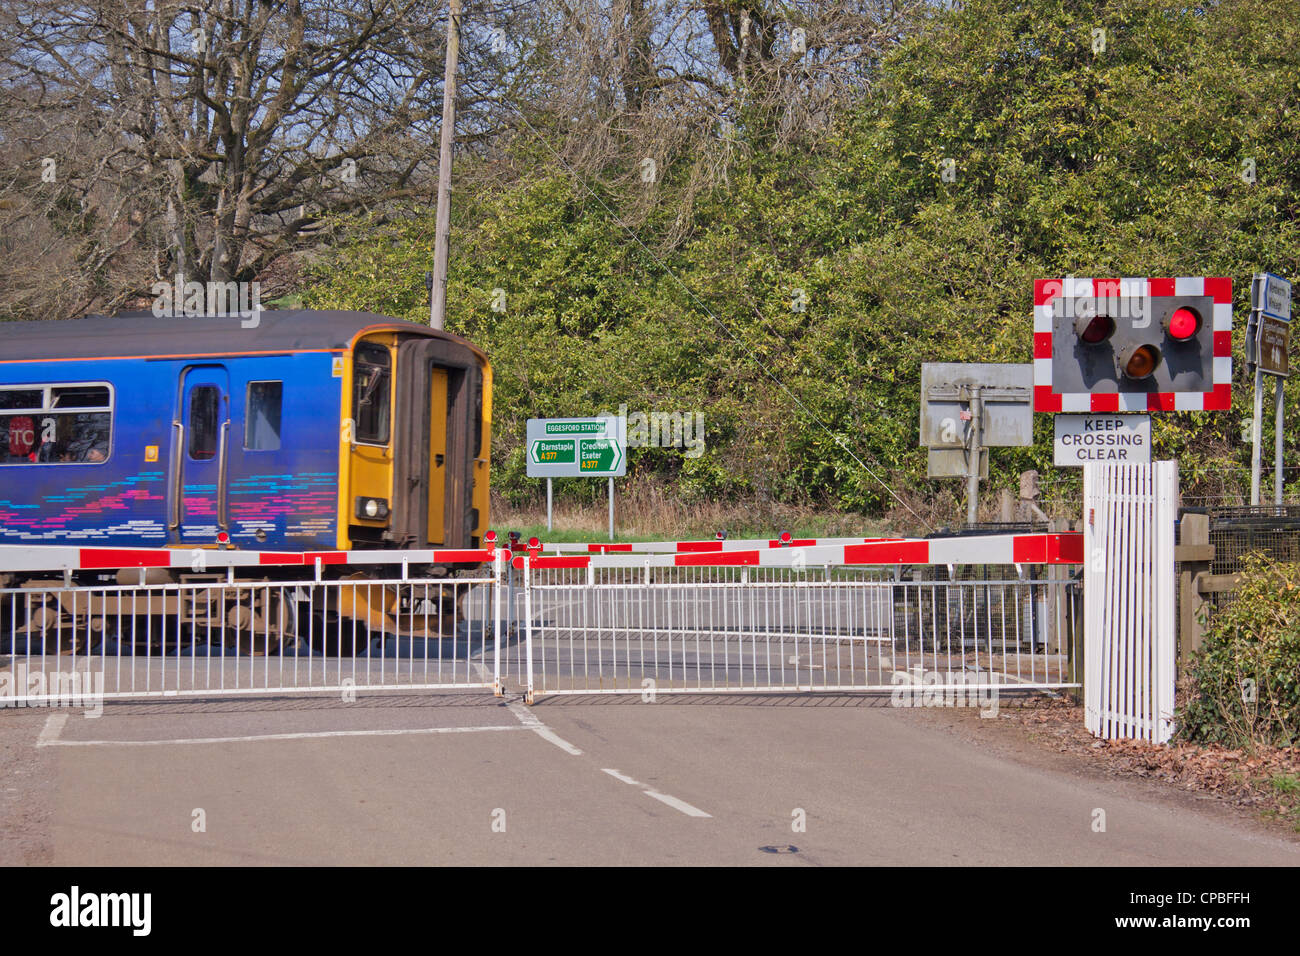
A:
36 713 68 746
502 698 584 755
602 767 712 818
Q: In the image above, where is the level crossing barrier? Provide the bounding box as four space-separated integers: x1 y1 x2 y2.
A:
0 533 1084 712
513 533 1084 703
0 545 510 705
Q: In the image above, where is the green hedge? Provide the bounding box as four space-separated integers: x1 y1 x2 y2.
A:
1178 554 1300 749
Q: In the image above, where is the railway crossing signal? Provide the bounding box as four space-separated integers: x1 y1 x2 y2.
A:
1034 277 1232 412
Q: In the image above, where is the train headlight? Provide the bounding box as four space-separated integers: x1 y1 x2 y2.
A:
355 497 390 520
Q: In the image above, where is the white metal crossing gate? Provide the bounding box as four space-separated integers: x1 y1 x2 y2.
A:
1 535 1086 710
0 548 511 705
1082 461 1177 743
514 534 1084 703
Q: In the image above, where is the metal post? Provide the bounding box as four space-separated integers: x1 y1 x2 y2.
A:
522 555 534 704
1251 367 1264 505
493 549 502 695
608 477 615 541
1275 375 1285 506
546 477 553 532
965 386 982 525
429 0 461 330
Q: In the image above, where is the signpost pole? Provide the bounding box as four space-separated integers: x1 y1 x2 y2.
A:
965 386 982 525
546 478 553 532
1250 273 1293 507
1251 366 1264 506
608 477 614 541
1276 378 1286 506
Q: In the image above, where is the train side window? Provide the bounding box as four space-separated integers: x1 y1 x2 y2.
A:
1 383 112 465
52 385 111 409
188 386 219 461
352 344 391 444
245 381 282 451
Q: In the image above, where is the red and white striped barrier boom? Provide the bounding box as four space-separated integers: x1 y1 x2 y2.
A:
0 532 1082 575
0 545 498 575
514 532 1083 569
538 534 901 554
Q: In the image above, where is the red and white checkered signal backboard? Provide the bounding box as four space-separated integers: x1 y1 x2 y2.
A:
1033 276 1232 412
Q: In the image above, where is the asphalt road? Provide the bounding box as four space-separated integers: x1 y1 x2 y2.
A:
10 689 1297 866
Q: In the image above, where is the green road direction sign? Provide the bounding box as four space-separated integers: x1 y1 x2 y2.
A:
544 421 605 436
579 438 622 473
525 416 627 478
529 438 576 465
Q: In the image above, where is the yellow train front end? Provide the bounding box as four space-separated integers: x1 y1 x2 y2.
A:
337 325 491 556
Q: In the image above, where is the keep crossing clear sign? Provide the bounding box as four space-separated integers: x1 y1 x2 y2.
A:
526 416 627 478
1054 414 1151 466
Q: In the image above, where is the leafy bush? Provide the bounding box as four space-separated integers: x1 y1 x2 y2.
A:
1178 554 1300 749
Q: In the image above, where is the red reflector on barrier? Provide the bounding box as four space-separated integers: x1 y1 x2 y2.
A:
674 551 759 566
78 549 172 569
258 552 306 565
1051 533 1085 564
843 541 930 565
433 549 495 563
1011 536 1046 564
519 556 591 569
306 552 349 565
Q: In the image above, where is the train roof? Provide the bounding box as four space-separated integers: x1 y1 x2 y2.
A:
0 310 485 363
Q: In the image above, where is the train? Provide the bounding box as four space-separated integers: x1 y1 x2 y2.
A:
0 310 492 578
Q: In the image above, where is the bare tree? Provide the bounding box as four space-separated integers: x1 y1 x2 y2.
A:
473 1 926 240
0 1 925 319
0 0 528 315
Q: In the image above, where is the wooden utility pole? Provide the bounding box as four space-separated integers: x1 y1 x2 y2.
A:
430 0 461 330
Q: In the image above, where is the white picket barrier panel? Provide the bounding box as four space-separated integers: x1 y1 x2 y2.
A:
1083 461 1177 743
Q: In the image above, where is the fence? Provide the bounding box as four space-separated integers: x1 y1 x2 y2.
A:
513 534 1084 703
1083 462 1177 744
1174 505 1300 664
1 534 1084 710
0 546 510 705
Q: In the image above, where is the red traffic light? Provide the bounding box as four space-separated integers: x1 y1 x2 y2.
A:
1166 306 1201 341
1074 313 1115 345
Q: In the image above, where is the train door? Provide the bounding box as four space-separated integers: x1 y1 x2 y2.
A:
392 338 479 548
169 365 231 544
428 367 449 544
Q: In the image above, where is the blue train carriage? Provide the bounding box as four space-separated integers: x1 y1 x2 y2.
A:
0 311 493 581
